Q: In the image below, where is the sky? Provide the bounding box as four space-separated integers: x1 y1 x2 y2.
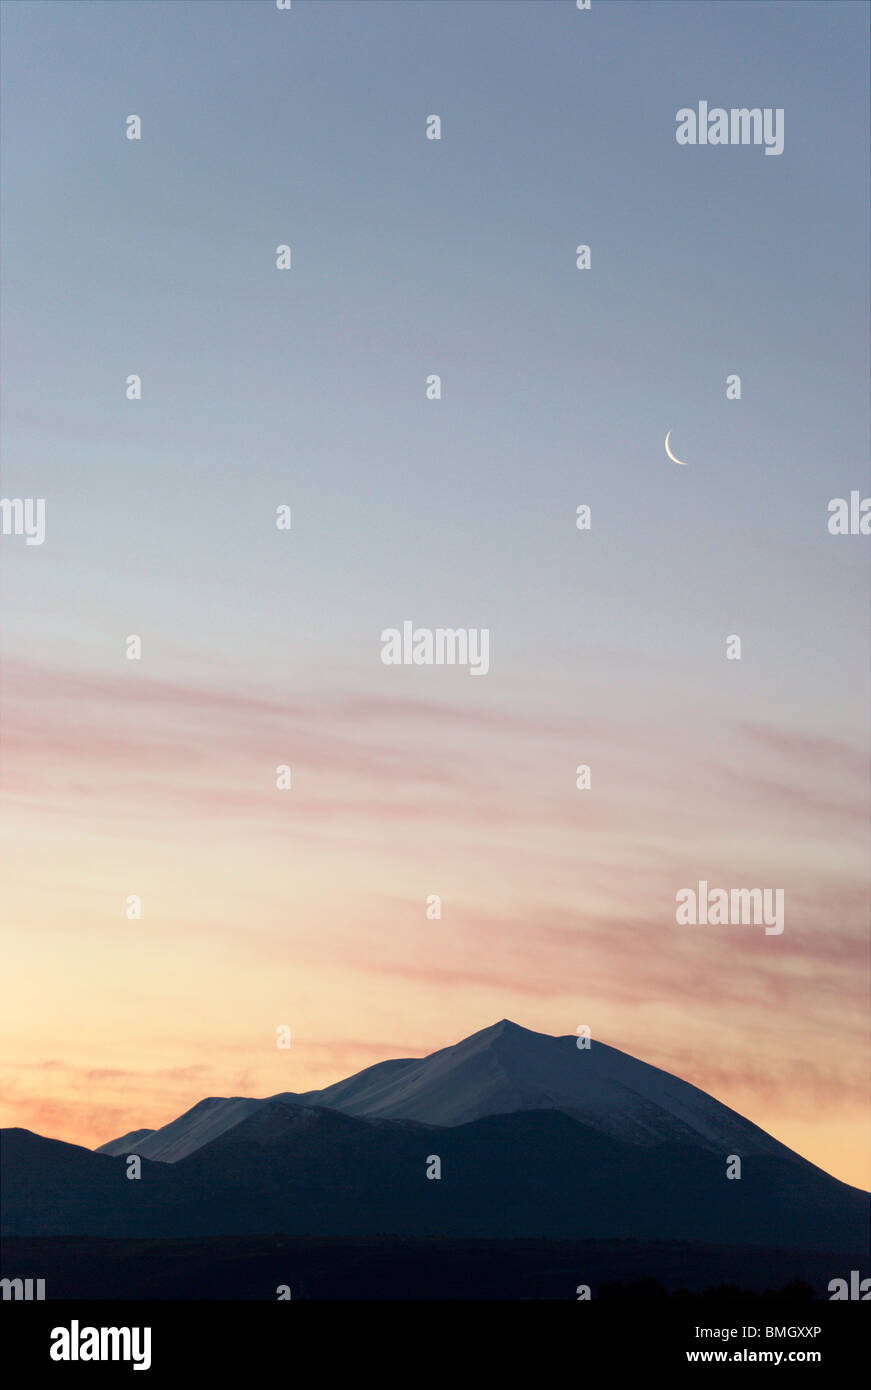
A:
1 0 869 1188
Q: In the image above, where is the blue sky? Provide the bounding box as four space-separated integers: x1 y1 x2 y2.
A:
3 0 868 707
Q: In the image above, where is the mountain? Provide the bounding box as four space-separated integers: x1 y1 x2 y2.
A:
5 1021 868 1258
303 1018 795 1150
2 1103 867 1254
3 1019 862 1260
95 1020 815 1167
97 1127 155 1156
97 1099 268 1163
0 1128 178 1237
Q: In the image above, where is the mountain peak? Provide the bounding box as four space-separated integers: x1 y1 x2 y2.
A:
468 1018 542 1046
459 1019 573 1061
96 1019 796 1166
479 1018 525 1039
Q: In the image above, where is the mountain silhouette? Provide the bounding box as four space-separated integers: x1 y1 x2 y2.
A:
2 1023 867 1255
95 1020 811 1164
2 1103 866 1250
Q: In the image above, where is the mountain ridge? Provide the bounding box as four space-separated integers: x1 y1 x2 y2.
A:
3 1106 867 1251
95 1019 822 1174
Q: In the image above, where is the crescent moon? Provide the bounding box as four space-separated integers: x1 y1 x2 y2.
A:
664 430 688 466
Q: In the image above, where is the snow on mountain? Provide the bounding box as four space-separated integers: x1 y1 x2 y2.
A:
96 1098 274 1164
95 1020 795 1164
95 1128 155 1157
303 1020 790 1155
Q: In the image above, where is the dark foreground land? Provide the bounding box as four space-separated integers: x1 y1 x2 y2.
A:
2 1235 856 1300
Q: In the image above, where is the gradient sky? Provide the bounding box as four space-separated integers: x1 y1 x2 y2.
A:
1 0 869 1188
